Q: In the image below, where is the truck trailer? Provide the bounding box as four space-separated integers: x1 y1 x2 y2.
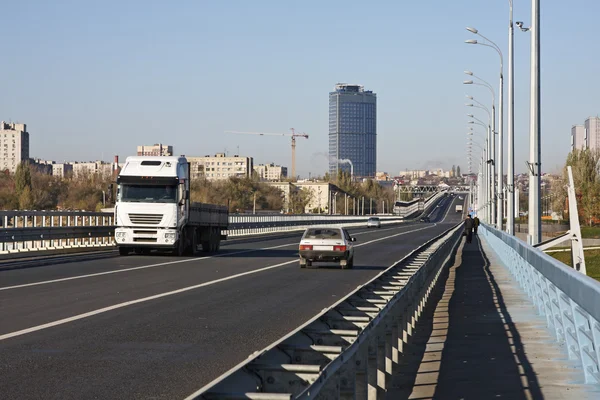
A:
114 156 228 256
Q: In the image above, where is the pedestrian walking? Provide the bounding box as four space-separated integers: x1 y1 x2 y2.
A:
473 215 480 235
463 215 474 244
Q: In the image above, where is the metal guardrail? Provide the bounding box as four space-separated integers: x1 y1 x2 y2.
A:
0 194 445 256
481 224 600 384
0 211 114 253
185 222 463 399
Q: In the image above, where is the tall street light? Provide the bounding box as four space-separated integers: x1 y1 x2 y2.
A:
507 0 516 235
464 78 496 225
528 0 541 244
465 29 504 230
469 120 491 222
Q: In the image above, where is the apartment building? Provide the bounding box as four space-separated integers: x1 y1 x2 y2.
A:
137 143 173 157
586 117 600 151
570 117 600 152
187 153 254 180
72 161 113 178
571 124 586 151
0 121 29 173
254 163 288 181
52 163 74 178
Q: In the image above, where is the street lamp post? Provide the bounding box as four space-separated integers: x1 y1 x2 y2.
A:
465 30 504 230
528 0 541 244
464 78 496 225
507 0 516 235
468 126 489 222
468 118 492 223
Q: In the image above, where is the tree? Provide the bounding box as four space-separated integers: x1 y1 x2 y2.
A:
552 149 600 226
18 186 34 210
290 188 313 214
15 161 32 197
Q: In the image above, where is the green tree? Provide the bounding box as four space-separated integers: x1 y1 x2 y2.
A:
18 186 34 209
552 149 600 226
15 161 32 197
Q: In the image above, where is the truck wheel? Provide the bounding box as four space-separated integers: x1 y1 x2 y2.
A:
118 247 130 256
175 230 186 257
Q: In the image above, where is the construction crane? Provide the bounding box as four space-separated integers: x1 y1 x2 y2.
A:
224 128 309 180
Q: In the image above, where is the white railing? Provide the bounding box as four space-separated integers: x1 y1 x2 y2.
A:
481 224 600 384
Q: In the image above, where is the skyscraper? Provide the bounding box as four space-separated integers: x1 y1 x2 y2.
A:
329 83 377 178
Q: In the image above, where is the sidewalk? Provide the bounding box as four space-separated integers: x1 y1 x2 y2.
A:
385 233 599 399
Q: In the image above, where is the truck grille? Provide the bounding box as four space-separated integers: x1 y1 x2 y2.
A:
129 213 163 225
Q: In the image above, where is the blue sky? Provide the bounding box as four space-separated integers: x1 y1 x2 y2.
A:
2 0 599 177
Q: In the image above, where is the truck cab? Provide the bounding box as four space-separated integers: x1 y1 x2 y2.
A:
114 156 190 255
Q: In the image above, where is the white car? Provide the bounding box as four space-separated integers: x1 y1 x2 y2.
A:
366 217 381 228
298 227 356 269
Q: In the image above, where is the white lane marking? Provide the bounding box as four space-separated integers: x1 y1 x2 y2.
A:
0 224 413 292
0 224 436 341
0 243 292 292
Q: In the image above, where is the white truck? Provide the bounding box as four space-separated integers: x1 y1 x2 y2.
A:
455 204 463 213
114 156 228 256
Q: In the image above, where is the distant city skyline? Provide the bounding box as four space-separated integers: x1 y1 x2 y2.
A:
1 1 599 177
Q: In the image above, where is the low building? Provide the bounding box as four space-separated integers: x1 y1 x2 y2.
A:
52 163 74 178
137 143 173 157
187 153 254 181
254 163 288 181
72 161 113 178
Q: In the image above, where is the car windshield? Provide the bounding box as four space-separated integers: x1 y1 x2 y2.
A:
119 184 177 203
303 228 342 240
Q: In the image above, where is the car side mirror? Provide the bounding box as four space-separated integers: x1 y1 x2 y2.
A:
351 237 356 242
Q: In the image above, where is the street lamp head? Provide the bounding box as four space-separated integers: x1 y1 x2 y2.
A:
466 27 478 34
466 103 473 107
464 70 473 76
468 121 475 124
465 39 478 45
463 80 473 85
466 95 474 99
467 132 473 135
467 114 474 117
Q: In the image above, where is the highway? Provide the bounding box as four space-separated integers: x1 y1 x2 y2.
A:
0 195 465 399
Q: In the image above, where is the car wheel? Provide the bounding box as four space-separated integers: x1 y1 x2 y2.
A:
346 257 354 269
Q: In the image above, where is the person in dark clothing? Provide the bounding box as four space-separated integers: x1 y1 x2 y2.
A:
463 215 474 243
473 215 480 235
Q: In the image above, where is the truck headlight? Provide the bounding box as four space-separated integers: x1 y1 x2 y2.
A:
165 232 176 240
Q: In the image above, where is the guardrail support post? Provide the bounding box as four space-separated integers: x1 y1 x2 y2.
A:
377 333 387 393
367 340 378 399
353 342 368 398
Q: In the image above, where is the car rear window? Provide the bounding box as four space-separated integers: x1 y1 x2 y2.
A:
303 228 342 239
368 217 379 221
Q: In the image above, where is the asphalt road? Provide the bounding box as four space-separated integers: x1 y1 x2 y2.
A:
0 194 466 400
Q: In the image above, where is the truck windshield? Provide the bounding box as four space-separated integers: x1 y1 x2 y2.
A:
119 184 177 203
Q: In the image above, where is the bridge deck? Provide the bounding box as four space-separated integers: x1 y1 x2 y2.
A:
386 234 600 399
